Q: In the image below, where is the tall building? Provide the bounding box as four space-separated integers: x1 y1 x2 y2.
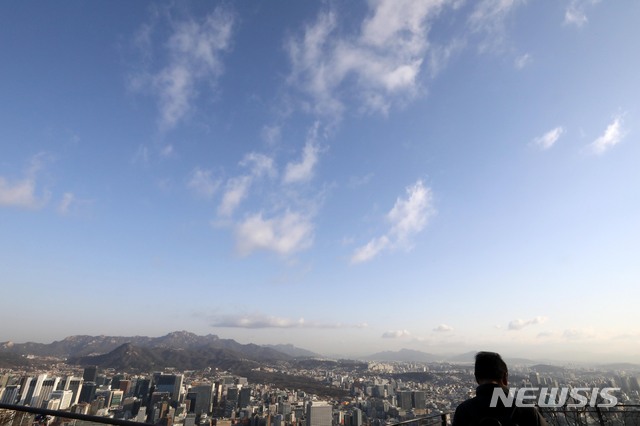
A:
155 374 183 403
306 401 333 426
50 390 74 410
134 378 151 400
238 387 251 409
190 383 214 415
0 385 20 404
397 390 413 410
412 391 426 410
33 377 60 408
79 382 97 404
21 374 47 407
83 366 98 383
64 377 84 406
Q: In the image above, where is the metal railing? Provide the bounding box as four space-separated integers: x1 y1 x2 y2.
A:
3 403 640 426
388 406 640 426
0 403 144 426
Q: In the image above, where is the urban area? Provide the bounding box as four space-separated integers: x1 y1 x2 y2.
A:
2 359 640 426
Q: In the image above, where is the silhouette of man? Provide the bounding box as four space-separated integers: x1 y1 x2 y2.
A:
452 351 548 426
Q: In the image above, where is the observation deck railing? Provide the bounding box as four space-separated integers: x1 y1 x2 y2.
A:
3 403 640 426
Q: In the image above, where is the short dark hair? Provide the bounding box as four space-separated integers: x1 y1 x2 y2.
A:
474 351 508 382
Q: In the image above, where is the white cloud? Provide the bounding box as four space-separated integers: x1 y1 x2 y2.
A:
351 236 391 264
590 116 626 154
0 154 50 209
564 0 598 27
563 328 596 340
388 180 434 243
468 0 522 52
240 152 277 179
514 53 531 69
188 167 220 198
262 125 282 144
382 329 411 338
434 324 453 332
218 176 251 217
287 1 447 118
235 211 314 256
160 144 174 158
210 314 366 329
351 180 434 263
57 193 75 215
216 152 276 216
508 316 548 330
133 7 235 130
283 141 321 184
212 315 305 329
533 126 564 150
0 177 46 209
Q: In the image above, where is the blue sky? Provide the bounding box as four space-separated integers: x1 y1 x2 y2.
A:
1 1 638 362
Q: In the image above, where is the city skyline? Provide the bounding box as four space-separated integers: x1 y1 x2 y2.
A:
1 1 639 363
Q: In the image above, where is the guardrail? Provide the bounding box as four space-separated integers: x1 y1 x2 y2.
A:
3 403 640 426
0 403 144 426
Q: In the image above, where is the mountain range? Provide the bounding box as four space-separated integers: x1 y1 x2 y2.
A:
3 331 638 371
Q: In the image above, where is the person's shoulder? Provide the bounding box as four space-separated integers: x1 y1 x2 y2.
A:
513 406 548 426
452 397 480 426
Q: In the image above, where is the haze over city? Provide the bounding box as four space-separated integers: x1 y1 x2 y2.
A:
1 1 638 363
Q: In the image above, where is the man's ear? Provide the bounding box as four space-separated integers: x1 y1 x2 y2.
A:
500 372 508 387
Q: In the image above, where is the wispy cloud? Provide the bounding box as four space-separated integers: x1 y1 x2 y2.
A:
589 115 626 154
434 324 453 332
468 0 523 52
217 152 277 217
382 330 411 338
508 316 548 330
57 192 75 215
283 124 322 184
0 153 51 209
351 180 434 263
234 211 314 256
287 0 448 118
533 126 564 150
218 176 252 217
514 53 532 69
131 7 235 130
210 314 365 329
563 328 596 340
188 167 220 199
564 0 599 27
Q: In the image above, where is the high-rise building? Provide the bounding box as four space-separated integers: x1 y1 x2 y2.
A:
155 375 183 403
33 377 60 408
412 391 426 410
238 387 251 409
65 377 84 406
78 382 96 404
50 390 74 410
190 383 214 415
397 390 413 410
0 385 20 404
134 378 151 400
306 401 333 426
21 374 47 407
83 366 98 383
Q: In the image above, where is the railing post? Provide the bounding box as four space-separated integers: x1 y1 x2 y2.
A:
594 406 604 426
440 412 447 426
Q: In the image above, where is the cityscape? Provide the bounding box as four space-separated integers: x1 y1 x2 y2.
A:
1 332 640 426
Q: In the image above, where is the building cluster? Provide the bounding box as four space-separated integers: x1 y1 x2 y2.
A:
1 361 639 426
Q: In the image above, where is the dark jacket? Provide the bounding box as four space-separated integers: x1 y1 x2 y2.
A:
452 384 548 426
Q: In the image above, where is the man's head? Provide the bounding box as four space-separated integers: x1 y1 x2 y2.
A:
474 351 508 386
